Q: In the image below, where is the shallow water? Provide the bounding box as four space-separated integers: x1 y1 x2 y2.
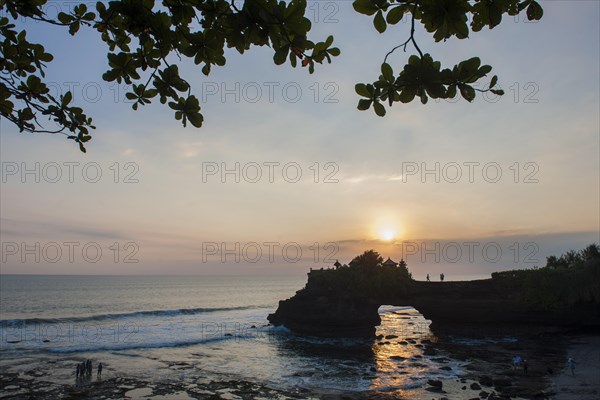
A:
0 275 482 396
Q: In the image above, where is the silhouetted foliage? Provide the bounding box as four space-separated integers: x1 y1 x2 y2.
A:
349 249 384 270
491 244 600 309
309 250 413 298
1 0 543 151
544 244 600 269
1 0 338 151
353 0 543 115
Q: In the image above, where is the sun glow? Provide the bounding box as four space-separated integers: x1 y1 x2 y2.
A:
379 229 396 241
371 211 405 242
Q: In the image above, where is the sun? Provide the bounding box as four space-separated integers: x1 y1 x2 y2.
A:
379 229 396 241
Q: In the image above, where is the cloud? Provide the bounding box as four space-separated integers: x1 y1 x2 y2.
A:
0 218 128 242
178 141 203 158
341 174 405 184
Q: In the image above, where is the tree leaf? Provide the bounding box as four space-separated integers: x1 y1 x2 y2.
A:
490 75 498 89
273 46 289 65
386 6 405 25
187 112 204 128
373 101 386 116
328 47 340 56
355 83 371 98
381 63 393 82
527 1 544 20
447 84 457 98
459 84 476 102
61 91 72 107
373 10 387 33
357 99 372 110
353 0 379 16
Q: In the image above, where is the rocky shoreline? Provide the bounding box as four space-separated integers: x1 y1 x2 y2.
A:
0 369 317 400
1 333 597 399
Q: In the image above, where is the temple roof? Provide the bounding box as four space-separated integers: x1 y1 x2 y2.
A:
382 257 398 267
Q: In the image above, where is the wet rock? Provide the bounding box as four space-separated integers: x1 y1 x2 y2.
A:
479 376 494 387
479 390 490 398
427 379 443 389
426 387 445 394
423 348 438 356
385 335 398 339
470 382 482 390
291 371 314 377
493 377 512 388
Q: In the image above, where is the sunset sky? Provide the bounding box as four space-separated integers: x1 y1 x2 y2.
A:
1 1 598 277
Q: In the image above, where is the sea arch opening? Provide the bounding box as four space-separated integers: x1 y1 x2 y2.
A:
370 305 438 392
375 305 433 342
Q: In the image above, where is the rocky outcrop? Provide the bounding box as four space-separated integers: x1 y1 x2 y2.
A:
268 289 381 337
267 270 600 337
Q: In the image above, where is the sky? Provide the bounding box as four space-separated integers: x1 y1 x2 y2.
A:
0 0 599 277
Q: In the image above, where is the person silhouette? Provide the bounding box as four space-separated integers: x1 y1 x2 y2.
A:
567 357 576 376
426 274 430 282
512 356 522 370
440 273 445 281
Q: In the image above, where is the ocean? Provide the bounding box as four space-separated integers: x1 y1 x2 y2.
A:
0 274 508 397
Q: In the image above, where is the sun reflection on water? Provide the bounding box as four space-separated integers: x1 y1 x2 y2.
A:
370 306 440 395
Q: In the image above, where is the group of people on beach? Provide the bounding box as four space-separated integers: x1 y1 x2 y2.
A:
513 355 577 376
512 356 529 375
76 359 102 379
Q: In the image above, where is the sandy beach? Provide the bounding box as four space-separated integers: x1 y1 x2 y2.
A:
549 335 600 400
